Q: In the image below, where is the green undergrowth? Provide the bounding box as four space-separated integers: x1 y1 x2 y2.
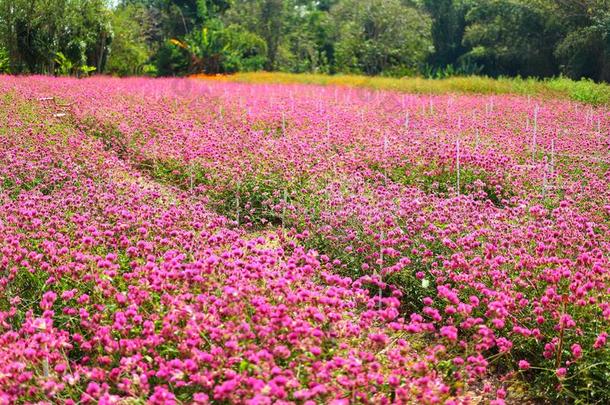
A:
78 117 139 160
138 157 213 189
208 173 305 227
140 156 314 229
370 161 513 207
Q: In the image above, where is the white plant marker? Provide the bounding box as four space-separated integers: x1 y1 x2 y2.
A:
189 161 194 193
456 139 461 196
542 156 548 198
236 181 241 226
551 139 555 178
532 105 539 163
384 132 389 158
282 188 287 236
597 117 601 135
328 119 336 175
378 132 390 308
42 352 49 378
404 111 410 130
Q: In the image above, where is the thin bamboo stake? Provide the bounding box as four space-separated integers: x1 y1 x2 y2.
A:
282 189 287 237
379 132 389 308
189 162 194 193
531 105 539 163
236 181 241 226
456 139 461 196
542 157 548 198
551 139 555 178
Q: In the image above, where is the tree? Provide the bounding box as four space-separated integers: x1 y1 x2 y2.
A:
259 0 284 69
551 0 610 81
164 17 267 74
107 3 153 76
423 0 471 69
462 0 610 80
0 0 112 74
462 0 560 77
330 0 433 76
281 1 334 73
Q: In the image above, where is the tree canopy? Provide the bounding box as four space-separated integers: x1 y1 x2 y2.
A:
0 0 608 81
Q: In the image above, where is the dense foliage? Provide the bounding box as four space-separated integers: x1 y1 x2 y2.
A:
0 0 609 80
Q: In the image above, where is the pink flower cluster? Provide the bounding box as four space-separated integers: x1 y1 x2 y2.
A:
0 75 608 402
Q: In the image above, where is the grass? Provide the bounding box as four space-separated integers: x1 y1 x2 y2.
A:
194 72 610 106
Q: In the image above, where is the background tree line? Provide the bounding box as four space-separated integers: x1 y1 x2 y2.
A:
0 0 609 82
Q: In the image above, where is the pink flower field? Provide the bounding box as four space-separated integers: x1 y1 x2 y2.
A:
0 76 609 403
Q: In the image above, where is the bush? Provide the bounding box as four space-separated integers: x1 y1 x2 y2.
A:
0 47 9 73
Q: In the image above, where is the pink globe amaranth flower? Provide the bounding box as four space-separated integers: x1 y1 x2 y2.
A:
452 356 464 366
85 382 101 398
440 326 458 341
556 368 567 378
518 360 530 370
571 343 583 360
54 363 67 374
594 333 608 349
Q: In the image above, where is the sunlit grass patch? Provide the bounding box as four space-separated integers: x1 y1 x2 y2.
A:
202 72 610 105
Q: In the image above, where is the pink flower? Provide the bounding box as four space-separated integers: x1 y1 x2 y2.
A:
571 343 582 360
193 393 209 403
440 325 458 341
85 382 101 398
594 333 607 349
